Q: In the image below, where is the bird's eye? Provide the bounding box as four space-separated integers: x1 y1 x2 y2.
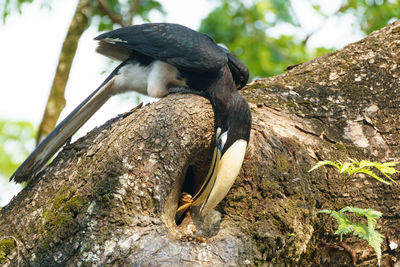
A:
217 131 228 151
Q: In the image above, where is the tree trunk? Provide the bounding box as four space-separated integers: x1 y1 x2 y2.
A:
2 21 400 266
36 0 91 144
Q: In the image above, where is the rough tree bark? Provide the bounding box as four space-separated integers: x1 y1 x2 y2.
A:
1 21 400 266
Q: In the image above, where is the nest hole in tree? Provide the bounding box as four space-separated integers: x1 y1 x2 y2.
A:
174 158 211 226
163 143 214 231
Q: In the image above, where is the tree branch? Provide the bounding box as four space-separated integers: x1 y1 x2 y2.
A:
97 0 126 27
128 0 141 25
36 0 91 144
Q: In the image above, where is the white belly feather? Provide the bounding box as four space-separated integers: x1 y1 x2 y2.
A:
112 60 187 98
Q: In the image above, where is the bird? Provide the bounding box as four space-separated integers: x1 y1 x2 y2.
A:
177 91 251 217
10 23 251 216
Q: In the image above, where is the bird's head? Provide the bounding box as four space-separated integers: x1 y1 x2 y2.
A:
192 93 252 216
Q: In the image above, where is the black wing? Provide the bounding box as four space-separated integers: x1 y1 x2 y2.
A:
217 46 249 90
95 23 228 72
226 51 249 89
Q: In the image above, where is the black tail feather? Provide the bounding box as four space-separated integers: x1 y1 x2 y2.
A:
10 62 126 183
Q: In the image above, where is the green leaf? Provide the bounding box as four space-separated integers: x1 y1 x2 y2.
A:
318 209 333 214
319 209 353 242
310 159 398 185
0 120 36 178
320 207 384 267
357 169 391 185
381 162 400 168
308 160 339 172
339 162 353 174
359 160 374 168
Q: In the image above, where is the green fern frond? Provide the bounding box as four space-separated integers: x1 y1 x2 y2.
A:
309 159 399 185
307 160 339 172
319 207 383 266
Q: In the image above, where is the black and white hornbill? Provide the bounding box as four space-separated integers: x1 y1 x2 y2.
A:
10 23 252 216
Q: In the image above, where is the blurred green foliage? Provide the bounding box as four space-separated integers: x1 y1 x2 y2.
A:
1 0 34 23
338 0 400 34
93 0 165 31
200 0 399 78
1 0 165 30
0 121 35 178
199 0 330 77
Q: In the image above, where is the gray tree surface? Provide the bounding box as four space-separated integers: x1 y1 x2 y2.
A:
1 21 400 266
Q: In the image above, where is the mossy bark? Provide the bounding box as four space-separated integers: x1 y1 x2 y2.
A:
1 21 400 266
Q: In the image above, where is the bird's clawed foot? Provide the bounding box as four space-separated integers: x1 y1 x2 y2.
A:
175 192 194 225
175 192 222 241
176 192 203 241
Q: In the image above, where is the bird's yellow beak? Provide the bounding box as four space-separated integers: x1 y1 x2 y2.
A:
192 139 248 216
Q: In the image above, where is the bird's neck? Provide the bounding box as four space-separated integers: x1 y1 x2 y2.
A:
206 65 237 127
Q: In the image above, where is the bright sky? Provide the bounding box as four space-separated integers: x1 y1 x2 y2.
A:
0 0 363 205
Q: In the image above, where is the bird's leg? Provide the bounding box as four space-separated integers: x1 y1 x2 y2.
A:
175 192 194 224
168 87 207 97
